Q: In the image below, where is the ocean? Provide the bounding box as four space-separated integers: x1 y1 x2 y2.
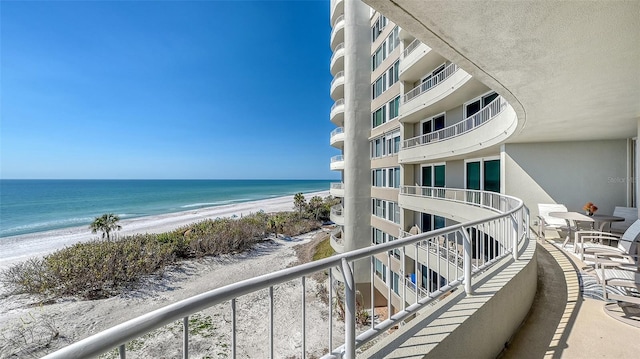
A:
0 179 332 238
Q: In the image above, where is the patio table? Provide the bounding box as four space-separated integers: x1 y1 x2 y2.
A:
550 212 624 249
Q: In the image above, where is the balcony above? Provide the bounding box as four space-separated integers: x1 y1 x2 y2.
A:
330 182 345 197
330 154 344 171
398 67 487 124
330 127 345 148
330 204 344 225
330 15 345 51
329 227 345 253
329 0 344 27
330 43 345 75
399 96 517 163
399 40 445 82
330 99 344 126
330 71 345 100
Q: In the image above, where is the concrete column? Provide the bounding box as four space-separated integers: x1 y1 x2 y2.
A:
343 0 372 284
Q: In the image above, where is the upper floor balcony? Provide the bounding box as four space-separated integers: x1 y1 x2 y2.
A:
398 65 489 124
329 204 345 225
330 182 345 197
399 96 517 163
330 43 345 75
330 154 344 171
329 0 343 27
330 99 344 126
330 127 345 149
330 15 345 51
329 227 345 253
330 71 345 100
399 39 445 83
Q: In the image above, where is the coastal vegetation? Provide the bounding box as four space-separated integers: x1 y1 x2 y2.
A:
89 213 122 240
1 195 340 300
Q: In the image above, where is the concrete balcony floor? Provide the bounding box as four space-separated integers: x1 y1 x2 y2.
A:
501 238 640 358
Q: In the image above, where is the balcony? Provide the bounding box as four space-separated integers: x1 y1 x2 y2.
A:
330 182 344 197
330 71 345 100
329 99 344 126
330 154 344 171
329 227 345 253
329 127 344 148
330 43 344 75
399 96 517 163
330 15 345 50
329 204 344 225
399 39 445 82
400 68 489 125
329 0 343 26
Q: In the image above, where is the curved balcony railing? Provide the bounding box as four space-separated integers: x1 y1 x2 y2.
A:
333 14 344 28
330 182 344 190
330 127 344 138
330 154 344 163
402 38 421 58
402 96 508 149
43 189 529 359
403 63 458 103
330 228 344 245
330 71 344 89
330 99 344 113
330 204 343 216
330 43 344 65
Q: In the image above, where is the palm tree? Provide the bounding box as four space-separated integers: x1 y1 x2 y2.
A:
293 193 306 217
309 196 323 220
89 213 122 240
267 214 285 238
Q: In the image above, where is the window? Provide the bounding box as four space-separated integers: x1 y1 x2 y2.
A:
372 75 386 99
421 164 445 187
371 15 388 42
389 96 400 120
370 131 400 159
372 106 386 128
465 91 498 120
371 43 386 71
390 271 400 295
372 198 400 224
388 61 399 87
421 213 446 232
465 158 500 193
387 27 400 53
372 167 400 188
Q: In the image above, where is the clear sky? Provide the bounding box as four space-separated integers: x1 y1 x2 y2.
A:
1 0 340 180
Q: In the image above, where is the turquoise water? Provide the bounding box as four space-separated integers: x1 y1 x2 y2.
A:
0 179 331 238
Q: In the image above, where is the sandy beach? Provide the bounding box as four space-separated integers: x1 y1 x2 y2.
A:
0 190 344 358
0 190 330 269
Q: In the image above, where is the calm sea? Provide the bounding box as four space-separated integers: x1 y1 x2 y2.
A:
0 179 331 238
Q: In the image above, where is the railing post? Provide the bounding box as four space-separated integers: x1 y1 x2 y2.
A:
183 316 189 359
460 227 473 295
513 209 522 260
341 258 356 359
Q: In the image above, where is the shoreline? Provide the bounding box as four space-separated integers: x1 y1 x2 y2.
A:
0 190 330 268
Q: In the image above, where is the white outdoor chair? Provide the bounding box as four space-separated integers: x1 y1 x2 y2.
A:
593 252 640 326
537 203 570 239
575 219 640 261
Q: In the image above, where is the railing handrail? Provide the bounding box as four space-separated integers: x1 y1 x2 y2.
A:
330 204 343 216
333 14 344 27
330 43 345 65
330 71 344 89
402 95 507 149
330 127 344 137
330 98 344 113
43 188 528 359
403 63 458 103
330 182 344 189
330 154 344 162
402 38 421 58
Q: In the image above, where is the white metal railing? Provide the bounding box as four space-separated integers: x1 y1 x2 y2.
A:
330 154 344 163
330 182 344 190
43 189 529 359
403 63 458 103
403 96 508 149
330 127 344 139
402 38 421 58
330 204 344 216
331 228 344 245
333 14 344 28
330 99 344 113
331 43 344 60
330 71 344 89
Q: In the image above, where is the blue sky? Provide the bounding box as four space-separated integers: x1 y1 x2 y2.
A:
1 0 339 180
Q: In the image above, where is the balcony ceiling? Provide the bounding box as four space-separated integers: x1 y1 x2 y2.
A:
365 0 640 143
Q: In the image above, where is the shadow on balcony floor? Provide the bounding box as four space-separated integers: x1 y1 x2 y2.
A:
500 239 640 359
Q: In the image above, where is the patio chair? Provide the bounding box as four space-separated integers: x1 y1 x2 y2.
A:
610 206 638 235
593 252 640 326
574 219 640 261
537 203 570 239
